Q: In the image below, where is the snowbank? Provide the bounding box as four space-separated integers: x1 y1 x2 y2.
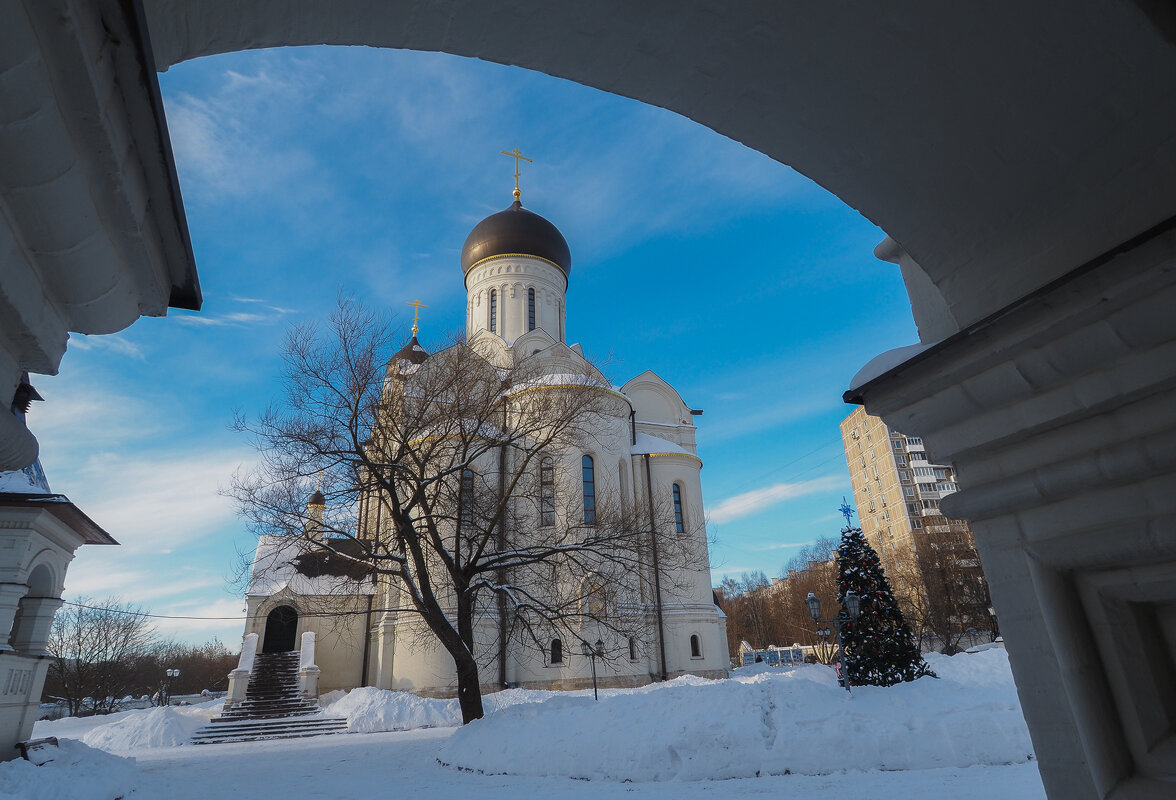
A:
0 739 137 800
34 699 222 754
321 685 563 733
439 649 1033 782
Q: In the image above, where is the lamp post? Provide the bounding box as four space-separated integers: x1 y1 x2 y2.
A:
580 639 604 701
805 591 861 694
161 668 180 707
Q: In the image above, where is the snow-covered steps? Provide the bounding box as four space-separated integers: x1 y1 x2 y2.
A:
190 716 349 745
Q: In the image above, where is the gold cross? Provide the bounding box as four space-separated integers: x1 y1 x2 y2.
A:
406 299 427 337
501 148 532 201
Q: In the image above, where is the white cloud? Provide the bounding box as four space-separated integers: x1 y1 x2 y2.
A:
752 541 818 551
62 448 252 554
68 334 146 360
709 475 845 524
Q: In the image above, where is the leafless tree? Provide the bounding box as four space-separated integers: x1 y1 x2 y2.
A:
231 299 691 724
45 597 156 716
891 521 994 654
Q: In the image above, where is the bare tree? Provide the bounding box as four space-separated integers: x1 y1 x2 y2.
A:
45 597 156 716
903 521 994 655
232 299 689 724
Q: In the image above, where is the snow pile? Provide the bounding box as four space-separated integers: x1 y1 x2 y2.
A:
439 649 1033 782
35 700 223 754
324 687 460 732
322 685 562 732
0 739 137 800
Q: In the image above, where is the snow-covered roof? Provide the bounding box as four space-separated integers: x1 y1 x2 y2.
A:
248 535 376 597
506 372 618 394
0 460 51 494
630 432 689 456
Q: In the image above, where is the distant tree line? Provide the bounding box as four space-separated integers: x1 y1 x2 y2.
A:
43 597 239 716
716 526 996 664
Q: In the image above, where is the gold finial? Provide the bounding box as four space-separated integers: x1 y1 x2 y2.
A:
317 470 323 492
406 299 428 337
501 148 532 202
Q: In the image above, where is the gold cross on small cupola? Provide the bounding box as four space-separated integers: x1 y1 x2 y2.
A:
406 299 427 337
501 148 532 202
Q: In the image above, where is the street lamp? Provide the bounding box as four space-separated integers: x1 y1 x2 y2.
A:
161 668 180 707
805 591 862 694
580 639 604 701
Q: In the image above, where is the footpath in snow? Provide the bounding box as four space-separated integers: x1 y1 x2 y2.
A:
2 648 1040 799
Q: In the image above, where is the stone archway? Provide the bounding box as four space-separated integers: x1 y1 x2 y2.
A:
262 605 299 653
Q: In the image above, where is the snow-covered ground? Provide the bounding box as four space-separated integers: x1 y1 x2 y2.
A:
2 649 1046 800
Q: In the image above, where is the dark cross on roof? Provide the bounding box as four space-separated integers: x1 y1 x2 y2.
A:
501 148 532 202
839 497 856 527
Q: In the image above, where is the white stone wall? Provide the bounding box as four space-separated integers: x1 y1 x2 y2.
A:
465 256 566 344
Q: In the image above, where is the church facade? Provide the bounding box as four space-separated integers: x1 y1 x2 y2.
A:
240 188 729 696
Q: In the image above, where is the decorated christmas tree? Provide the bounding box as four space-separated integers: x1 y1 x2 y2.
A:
835 499 933 686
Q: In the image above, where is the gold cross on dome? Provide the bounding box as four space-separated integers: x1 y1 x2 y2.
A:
501 148 532 201
406 299 427 337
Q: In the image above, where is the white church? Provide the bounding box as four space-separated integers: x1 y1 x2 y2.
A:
236 182 730 699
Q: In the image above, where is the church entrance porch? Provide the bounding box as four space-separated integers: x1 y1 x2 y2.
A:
262 605 298 653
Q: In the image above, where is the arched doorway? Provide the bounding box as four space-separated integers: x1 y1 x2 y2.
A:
262 605 298 653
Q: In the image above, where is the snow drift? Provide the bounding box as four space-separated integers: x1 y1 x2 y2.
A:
438 648 1032 781
0 739 136 800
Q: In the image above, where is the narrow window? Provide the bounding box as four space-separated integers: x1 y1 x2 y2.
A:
690 634 702 658
672 483 685 533
527 287 536 331
582 455 596 525
460 468 474 529
628 636 638 661
489 289 498 333
540 457 555 527
550 638 563 664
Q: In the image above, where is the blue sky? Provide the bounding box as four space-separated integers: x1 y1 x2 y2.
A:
30 46 917 644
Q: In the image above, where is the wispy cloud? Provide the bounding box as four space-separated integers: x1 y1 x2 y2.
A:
64 448 252 554
67 334 146 361
710 475 845 524
752 541 818 551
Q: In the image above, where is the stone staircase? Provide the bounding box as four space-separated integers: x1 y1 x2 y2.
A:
191 651 348 745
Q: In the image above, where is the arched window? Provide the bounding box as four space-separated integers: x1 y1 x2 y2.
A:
690 634 702 658
540 457 555 527
489 289 498 333
672 483 685 533
582 455 596 525
585 583 607 618
527 287 536 331
550 638 563 664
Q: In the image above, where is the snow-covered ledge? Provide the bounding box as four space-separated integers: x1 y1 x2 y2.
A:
225 633 257 710
299 631 320 700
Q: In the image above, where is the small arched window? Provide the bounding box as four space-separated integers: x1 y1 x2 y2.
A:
489 289 498 333
672 483 685 533
582 455 596 525
550 638 563 664
540 457 555 527
690 634 702 658
527 287 536 331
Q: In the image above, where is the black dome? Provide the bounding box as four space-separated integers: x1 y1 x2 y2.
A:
461 200 571 281
307 490 326 507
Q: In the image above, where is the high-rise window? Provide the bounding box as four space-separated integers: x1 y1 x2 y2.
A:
540 457 555 527
489 289 498 333
582 455 596 525
672 484 685 532
527 287 536 331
